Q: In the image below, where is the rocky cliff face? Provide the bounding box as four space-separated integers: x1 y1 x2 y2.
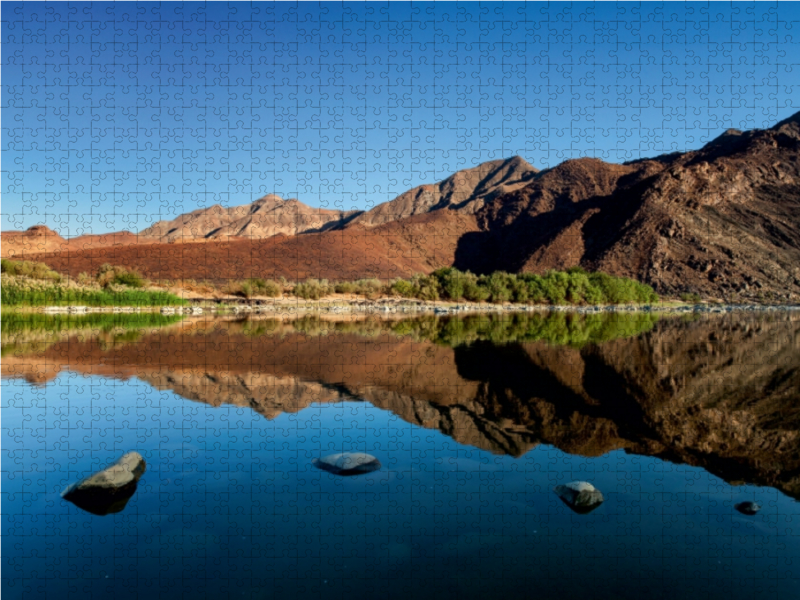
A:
4 314 799 498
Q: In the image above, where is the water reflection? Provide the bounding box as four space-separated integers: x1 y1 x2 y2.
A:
3 311 799 499
3 311 799 599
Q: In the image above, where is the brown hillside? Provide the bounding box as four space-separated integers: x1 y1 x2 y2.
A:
31 210 478 282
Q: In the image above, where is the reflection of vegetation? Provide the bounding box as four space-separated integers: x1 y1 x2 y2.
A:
1 313 185 356
391 312 661 348
2 312 185 335
236 312 661 348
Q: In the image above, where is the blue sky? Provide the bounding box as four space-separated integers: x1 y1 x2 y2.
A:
2 1 799 236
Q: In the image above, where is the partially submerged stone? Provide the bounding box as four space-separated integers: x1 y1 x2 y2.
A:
61 452 146 515
554 481 604 514
312 452 381 476
735 501 761 515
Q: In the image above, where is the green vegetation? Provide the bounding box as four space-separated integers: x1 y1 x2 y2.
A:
1 275 187 307
1 260 187 307
384 267 659 305
2 285 188 307
1 258 62 281
680 292 702 303
214 267 657 306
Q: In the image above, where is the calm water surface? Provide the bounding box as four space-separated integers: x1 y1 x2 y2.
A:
2 312 799 599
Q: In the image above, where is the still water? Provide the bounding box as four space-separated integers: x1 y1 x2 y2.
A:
2 312 799 599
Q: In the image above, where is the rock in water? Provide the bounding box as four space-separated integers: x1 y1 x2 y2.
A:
312 453 381 476
61 452 146 515
554 481 605 514
735 501 761 515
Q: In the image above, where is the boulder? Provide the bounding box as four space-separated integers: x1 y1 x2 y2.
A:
735 501 761 515
61 452 146 515
312 452 381 476
554 481 604 514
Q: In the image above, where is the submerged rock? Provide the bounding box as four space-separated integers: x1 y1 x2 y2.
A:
554 481 604 514
735 501 761 515
312 453 381 476
61 452 146 515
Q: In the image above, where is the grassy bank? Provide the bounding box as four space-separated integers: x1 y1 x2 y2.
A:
2 259 187 307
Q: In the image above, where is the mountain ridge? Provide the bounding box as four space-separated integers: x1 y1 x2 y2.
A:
4 111 799 301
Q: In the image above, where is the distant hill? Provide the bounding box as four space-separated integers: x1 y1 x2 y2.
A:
6 111 800 301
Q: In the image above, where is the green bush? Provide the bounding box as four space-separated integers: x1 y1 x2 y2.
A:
1 258 62 282
389 278 415 297
680 292 702 303
410 274 440 301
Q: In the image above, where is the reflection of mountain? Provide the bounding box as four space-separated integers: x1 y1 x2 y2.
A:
3 314 799 498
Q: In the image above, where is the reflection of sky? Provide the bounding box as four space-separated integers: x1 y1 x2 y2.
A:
2 375 796 599
3 2 799 235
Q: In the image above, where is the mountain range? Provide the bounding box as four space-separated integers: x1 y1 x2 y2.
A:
3 112 799 300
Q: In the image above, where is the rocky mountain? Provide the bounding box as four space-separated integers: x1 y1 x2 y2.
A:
349 156 538 227
9 111 800 300
460 112 800 300
139 194 361 242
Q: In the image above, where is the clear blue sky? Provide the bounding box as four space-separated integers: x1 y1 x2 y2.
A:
2 1 799 236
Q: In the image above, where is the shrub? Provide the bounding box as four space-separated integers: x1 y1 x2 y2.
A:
680 292 702 303
410 273 440 301
389 278 415 297
293 279 332 300
96 263 146 288
1 258 62 282
353 278 385 299
335 281 356 294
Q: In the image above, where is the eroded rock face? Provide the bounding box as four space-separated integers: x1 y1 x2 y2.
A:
554 481 605 514
61 452 146 515
312 453 381 476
